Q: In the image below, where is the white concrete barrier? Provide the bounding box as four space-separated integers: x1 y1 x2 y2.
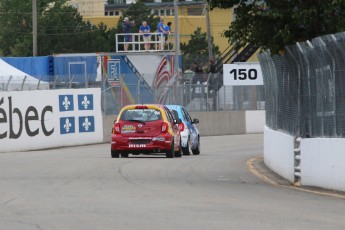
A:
0 88 103 152
245 110 265 133
301 138 345 192
264 126 295 183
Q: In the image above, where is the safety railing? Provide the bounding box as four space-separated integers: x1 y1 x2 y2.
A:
115 32 175 53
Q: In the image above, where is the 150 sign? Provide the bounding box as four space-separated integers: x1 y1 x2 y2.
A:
223 63 263 86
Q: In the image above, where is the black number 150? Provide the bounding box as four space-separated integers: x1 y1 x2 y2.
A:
230 68 257 80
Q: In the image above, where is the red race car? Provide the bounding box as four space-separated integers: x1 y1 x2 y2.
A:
111 104 182 158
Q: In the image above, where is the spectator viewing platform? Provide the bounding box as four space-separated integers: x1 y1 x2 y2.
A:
116 32 176 53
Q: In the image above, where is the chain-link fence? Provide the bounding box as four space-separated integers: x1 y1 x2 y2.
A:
1 73 265 115
101 82 265 115
259 32 345 138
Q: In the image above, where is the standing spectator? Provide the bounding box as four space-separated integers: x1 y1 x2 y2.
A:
122 17 135 51
183 65 194 84
183 65 195 102
193 62 204 84
207 59 217 93
164 22 172 41
157 18 166 50
164 22 172 50
139 21 151 50
207 59 217 110
207 59 216 74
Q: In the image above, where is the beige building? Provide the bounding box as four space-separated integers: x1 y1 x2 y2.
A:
69 1 260 61
68 0 106 17
69 0 235 55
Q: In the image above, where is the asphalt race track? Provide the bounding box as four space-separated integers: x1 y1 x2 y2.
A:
0 134 345 230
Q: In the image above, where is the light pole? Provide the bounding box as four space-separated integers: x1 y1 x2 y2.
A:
205 1 213 60
32 0 37 56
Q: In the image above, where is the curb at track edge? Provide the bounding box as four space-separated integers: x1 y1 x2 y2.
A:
247 156 345 199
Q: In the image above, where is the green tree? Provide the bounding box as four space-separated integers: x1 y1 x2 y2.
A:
116 1 159 32
0 0 118 56
38 2 117 55
207 0 345 54
180 27 220 68
0 0 36 56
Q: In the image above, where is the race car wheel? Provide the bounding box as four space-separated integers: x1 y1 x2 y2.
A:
175 139 182 158
111 149 120 158
192 137 200 155
121 153 129 158
166 140 175 158
182 138 191 155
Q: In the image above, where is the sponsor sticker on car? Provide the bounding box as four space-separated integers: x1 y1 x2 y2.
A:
122 125 136 133
128 144 146 148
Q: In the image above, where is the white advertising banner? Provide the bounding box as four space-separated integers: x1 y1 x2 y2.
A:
0 88 103 152
223 63 264 86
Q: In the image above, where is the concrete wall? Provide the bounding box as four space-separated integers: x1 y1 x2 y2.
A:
103 110 266 142
103 115 117 143
245 110 266 134
189 111 246 136
301 138 345 192
264 127 295 183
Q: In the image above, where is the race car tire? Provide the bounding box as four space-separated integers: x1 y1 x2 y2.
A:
111 149 120 158
182 138 191 155
192 137 200 155
175 139 183 158
166 140 175 158
121 153 129 158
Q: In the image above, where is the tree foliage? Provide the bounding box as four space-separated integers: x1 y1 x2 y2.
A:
207 0 345 54
180 27 220 68
0 0 117 56
116 1 159 33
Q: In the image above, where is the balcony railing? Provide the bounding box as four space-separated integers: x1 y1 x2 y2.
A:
115 32 175 53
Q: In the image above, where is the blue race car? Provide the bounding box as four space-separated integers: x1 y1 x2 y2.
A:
166 105 200 155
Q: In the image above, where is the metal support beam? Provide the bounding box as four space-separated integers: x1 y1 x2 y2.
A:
205 1 213 60
174 0 180 76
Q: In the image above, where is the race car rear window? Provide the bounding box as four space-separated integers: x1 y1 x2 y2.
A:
120 109 162 122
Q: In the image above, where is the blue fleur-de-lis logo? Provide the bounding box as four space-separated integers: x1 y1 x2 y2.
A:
79 116 95 133
78 94 93 110
82 117 91 131
81 95 90 109
64 118 72 132
63 96 70 110
60 117 75 134
59 95 74 112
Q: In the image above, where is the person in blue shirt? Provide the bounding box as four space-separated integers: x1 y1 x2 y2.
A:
122 17 135 51
164 22 172 42
139 21 151 50
157 18 166 50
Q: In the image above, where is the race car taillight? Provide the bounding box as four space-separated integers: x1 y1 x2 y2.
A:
114 123 121 134
178 122 184 132
161 122 168 133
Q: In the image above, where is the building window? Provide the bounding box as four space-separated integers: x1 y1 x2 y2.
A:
166 9 170 16
109 11 114 16
187 8 203 16
154 9 159 15
171 9 175 15
160 9 165 16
